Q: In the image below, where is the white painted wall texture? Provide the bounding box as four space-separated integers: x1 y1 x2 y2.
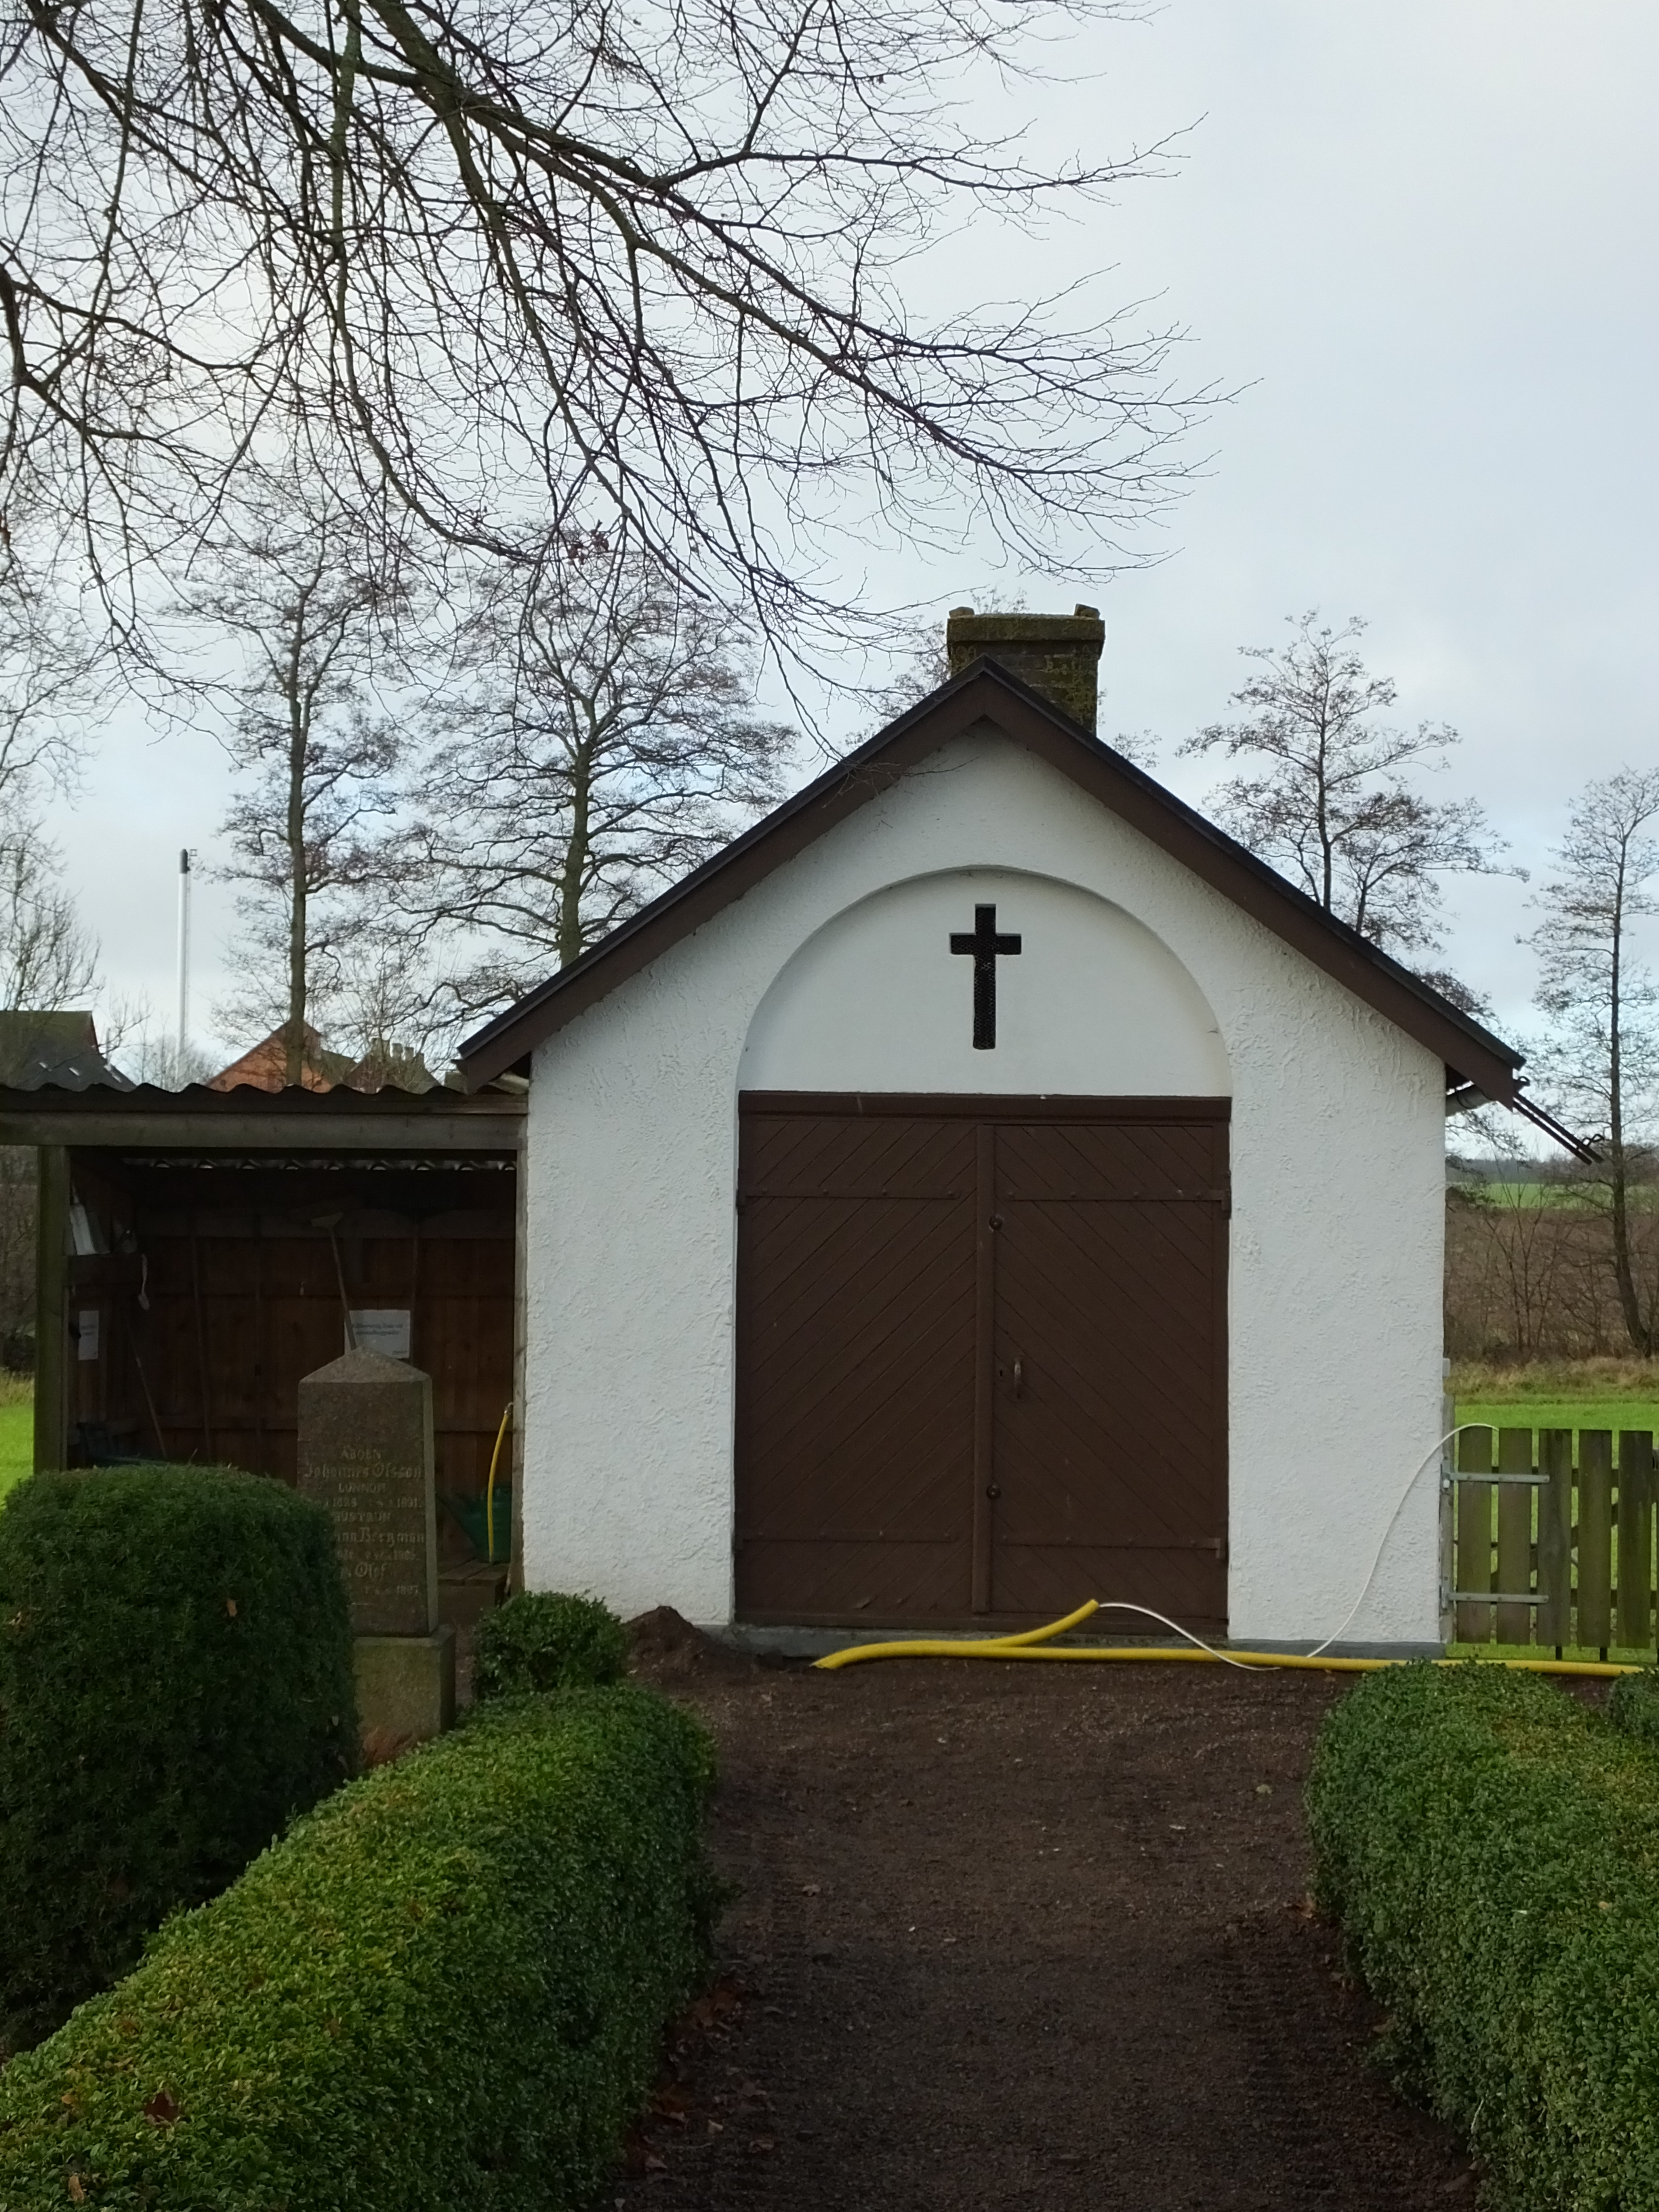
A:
520 721 1448 1648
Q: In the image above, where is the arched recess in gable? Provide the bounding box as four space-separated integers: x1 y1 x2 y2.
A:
738 866 1230 1094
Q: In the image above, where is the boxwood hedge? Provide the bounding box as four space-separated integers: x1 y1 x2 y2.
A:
0 1684 716 2212
1308 1662 1659 2212
473 1589 629 1700
1607 1661 1659 1749
0 1465 359 2051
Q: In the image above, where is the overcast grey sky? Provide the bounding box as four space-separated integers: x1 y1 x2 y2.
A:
50 0 1658 1069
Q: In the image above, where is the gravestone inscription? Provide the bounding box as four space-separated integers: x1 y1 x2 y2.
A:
296 1347 438 1637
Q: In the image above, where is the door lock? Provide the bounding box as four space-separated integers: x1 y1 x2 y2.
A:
985 1483 1002 1500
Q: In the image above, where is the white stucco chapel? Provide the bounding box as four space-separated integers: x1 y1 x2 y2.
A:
458 609 1532 1654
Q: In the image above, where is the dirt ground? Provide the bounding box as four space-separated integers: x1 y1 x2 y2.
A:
616 1629 1478 2212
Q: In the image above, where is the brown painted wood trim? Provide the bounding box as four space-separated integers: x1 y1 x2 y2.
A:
458 660 1523 1099
33 1144 70 1473
0 1112 523 1150
1212 1117 1231 1589
741 1092 1233 1122
0 1084 525 1116
971 1125 996 1615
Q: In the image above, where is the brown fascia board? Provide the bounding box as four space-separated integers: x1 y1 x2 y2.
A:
0 1080 526 1115
457 659 1525 1103
0 1079 526 1152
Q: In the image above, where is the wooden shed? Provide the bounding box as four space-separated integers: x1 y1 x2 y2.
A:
0 1079 525 1612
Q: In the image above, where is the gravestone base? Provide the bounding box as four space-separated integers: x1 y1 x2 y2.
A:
354 1625 455 1744
439 1558 509 1629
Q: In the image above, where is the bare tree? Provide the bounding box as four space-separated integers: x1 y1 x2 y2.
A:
0 823 99 1010
0 518 96 803
1181 614 1506 959
1 0 1201 650
0 493 100 1015
175 478 411 1083
396 537 792 1023
314 916 450 1080
1527 768 1659 1357
110 997 219 1088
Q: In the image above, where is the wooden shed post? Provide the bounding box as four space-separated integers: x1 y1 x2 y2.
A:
33 1144 70 1472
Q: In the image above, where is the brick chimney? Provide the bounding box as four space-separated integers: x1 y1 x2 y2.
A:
945 605 1105 733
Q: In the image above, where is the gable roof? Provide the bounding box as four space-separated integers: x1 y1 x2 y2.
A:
457 657 1528 1111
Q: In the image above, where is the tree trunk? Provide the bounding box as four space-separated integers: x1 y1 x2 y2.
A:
556 741 593 968
1605 860 1652 1355
284 639 309 1087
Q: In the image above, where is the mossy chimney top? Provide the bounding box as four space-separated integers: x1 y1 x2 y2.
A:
944 605 1105 732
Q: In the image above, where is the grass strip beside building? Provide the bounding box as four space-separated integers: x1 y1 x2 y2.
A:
0 1687 717 2212
1308 1664 1659 2212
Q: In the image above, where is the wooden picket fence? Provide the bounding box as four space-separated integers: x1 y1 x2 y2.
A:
1449 1425 1657 1655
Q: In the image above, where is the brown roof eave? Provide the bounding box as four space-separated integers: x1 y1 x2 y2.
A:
0 1078 527 1153
457 661 1525 1103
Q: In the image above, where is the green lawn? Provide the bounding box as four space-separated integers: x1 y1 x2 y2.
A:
0 1382 33 1502
1458 1399 1659 1437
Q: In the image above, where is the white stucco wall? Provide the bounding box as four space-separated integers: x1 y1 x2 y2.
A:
520 722 1448 1648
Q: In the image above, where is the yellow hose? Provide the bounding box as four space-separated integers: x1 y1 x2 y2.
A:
485 1403 512 1563
813 1599 1641 1679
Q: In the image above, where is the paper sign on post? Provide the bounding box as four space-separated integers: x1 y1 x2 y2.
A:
347 1309 412 1360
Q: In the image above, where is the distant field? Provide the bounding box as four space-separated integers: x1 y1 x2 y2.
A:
0 1381 31 1502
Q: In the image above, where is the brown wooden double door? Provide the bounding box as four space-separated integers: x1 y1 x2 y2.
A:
735 1094 1229 1632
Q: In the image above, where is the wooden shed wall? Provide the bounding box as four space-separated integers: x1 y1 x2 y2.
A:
58 1151 516 1511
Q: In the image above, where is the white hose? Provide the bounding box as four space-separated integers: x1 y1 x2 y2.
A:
1084 1601 1268 1669
1302 1422 1475 1658
1092 1424 1484 1666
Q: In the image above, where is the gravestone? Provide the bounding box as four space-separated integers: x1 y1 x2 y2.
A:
297 1347 454 1741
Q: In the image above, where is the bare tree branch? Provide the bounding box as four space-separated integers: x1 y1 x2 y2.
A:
0 816 100 1008
168 465 413 1078
1 0 1206 652
388 532 792 1030
1181 611 1511 964
1525 767 1659 1358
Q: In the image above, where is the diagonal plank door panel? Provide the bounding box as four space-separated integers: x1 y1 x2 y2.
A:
990 1117 1228 1632
736 1107 977 1623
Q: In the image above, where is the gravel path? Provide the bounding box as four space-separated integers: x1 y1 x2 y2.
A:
615 1643 1476 2212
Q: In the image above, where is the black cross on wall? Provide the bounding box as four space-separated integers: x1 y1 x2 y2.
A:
949 903 1022 1049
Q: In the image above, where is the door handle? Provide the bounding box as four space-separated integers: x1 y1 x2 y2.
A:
1011 1357 1025 1399
985 1484 1001 1500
